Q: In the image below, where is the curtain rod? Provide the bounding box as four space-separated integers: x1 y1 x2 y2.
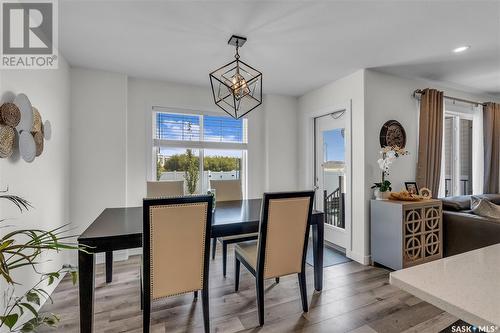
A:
413 89 487 107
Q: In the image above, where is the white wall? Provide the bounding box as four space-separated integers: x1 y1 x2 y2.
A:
70 68 127 238
298 69 368 264
264 94 299 192
0 59 71 312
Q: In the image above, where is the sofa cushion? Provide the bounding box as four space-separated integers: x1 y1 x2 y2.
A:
471 196 500 221
479 194 500 205
441 194 500 211
441 195 472 211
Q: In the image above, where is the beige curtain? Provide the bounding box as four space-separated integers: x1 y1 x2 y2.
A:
416 88 444 197
483 102 500 194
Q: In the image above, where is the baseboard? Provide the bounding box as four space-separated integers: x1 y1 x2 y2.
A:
346 250 371 265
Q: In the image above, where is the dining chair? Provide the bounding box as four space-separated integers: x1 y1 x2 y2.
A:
209 179 258 277
102 181 185 285
142 195 213 333
234 191 315 326
146 180 184 197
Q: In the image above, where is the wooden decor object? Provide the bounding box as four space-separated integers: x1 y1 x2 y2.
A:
31 107 42 133
0 125 15 158
371 199 442 270
2 93 51 161
33 131 44 156
0 103 21 127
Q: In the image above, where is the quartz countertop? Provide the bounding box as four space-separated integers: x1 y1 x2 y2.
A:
390 244 500 327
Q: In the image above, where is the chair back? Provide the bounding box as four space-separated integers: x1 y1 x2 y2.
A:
209 179 242 202
143 196 213 300
147 180 184 197
257 191 314 279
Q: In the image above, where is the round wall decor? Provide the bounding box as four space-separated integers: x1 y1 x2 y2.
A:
14 93 33 132
31 107 42 133
42 120 51 140
0 125 15 158
19 130 36 162
0 103 21 127
33 131 44 156
380 120 406 148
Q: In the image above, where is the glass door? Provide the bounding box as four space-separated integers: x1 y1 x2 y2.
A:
314 111 350 250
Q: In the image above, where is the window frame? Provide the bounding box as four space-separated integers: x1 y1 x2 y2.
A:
444 110 473 197
148 106 248 197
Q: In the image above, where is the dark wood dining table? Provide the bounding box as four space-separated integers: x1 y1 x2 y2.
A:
77 199 324 333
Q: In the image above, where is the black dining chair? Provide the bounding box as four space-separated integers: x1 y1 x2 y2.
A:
234 191 315 326
142 195 213 333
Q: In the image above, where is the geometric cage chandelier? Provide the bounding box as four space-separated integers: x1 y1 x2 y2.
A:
209 35 263 119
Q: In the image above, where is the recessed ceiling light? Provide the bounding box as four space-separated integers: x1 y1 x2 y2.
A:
453 46 470 53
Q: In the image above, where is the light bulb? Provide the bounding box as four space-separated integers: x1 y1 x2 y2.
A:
230 73 250 99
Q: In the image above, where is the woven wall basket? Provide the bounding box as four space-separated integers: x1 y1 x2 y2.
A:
0 125 15 158
0 103 21 127
33 131 44 156
31 107 42 133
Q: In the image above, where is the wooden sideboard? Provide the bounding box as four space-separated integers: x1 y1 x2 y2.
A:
370 199 442 270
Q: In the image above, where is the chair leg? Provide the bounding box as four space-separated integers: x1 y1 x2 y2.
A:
194 290 198 299
222 242 228 277
234 257 240 292
202 287 210 333
298 271 308 312
211 238 216 260
143 295 151 333
275 277 280 284
256 277 265 326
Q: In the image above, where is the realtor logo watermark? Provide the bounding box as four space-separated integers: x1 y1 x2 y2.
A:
1 0 58 69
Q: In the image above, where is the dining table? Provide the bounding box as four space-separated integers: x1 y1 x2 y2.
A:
77 198 325 333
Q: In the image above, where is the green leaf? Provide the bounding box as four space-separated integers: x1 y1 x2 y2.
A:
26 291 40 305
0 313 19 329
20 302 38 318
42 313 59 327
20 321 35 332
0 239 14 251
20 318 38 333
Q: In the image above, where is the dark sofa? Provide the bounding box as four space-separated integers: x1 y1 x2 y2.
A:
441 194 500 257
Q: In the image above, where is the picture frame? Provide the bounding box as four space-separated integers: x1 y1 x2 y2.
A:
405 182 419 195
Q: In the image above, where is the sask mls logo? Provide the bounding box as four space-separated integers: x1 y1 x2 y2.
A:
1 0 58 69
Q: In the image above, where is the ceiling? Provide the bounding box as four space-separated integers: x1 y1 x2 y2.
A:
59 1 500 97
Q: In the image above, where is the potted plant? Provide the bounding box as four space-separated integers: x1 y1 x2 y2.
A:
0 189 82 332
371 146 408 200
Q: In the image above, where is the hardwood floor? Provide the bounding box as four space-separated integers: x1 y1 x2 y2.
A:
40 246 457 332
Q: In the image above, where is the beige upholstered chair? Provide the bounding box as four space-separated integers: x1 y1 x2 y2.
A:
209 179 258 276
146 180 184 197
234 191 315 326
142 196 213 333
209 179 242 202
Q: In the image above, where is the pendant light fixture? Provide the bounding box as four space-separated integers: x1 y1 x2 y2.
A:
209 35 262 119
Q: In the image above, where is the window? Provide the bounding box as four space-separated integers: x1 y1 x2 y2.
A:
443 112 473 196
152 109 247 196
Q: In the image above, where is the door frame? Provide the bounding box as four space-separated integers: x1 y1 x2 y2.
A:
311 101 352 255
